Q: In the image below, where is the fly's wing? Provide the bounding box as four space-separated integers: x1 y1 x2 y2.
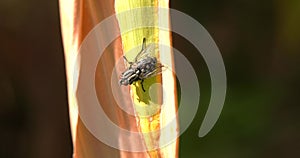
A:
140 64 168 79
134 38 157 62
134 43 156 62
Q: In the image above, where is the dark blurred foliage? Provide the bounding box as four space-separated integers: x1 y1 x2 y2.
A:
0 0 300 157
171 0 300 157
0 0 72 157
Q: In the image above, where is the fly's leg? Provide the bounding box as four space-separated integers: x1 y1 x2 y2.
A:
123 56 133 65
141 79 145 92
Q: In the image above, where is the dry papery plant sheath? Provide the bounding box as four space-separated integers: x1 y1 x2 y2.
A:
59 0 178 157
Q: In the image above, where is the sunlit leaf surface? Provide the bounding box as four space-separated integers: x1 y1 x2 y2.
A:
59 0 177 157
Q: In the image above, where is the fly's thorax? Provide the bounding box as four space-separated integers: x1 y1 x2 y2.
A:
119 67 141 85
121 68 134 76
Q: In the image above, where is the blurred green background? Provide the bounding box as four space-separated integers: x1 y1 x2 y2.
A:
1 0 300 157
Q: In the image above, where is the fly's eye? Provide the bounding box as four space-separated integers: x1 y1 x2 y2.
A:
119 79 128 85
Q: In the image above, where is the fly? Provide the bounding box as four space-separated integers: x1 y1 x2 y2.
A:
119 38 163 92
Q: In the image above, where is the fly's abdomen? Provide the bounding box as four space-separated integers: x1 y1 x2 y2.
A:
137 57 157 78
